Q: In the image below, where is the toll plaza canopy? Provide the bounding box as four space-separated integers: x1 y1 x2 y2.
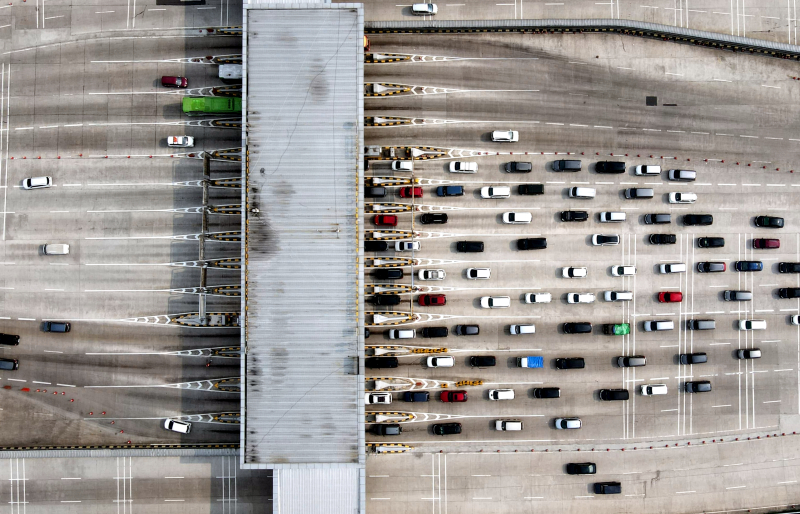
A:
241 1 364 512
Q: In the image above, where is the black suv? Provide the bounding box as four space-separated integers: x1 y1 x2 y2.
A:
779 262 800 273
457 241 484 252
517 238 547 250
432 423 462 435
0 333 19 346
561 210 588 222
372 268 403 280
365 240 389 252
649 234 676 245
599 389 630 401
683 214 713 226
365 357 398 368
403 391 430 402
469 356 496 367
555 357 585 369
779 288 800 299
532 387 560 398
422 327 448 338
644 213 671 224
566 463 596 475
372 294 401 306
504 161 532 173
518 184 544 195
372 424 402 436
563 322 592 334
680 353 708 364
420 213 448 224
595 161 626 174
698 237 725 248
755 215 784 228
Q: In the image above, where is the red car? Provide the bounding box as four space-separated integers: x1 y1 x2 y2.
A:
419 294 446 307
754 238 780 249
658 291 683 303
440 390 467 402
161 76 188 88
399 186 423 198
373 214 398 227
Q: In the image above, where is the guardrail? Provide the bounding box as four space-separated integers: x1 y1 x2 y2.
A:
366 18 800 61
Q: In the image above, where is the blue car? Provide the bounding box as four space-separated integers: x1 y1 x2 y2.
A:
436 185 464 197
735 260 763 272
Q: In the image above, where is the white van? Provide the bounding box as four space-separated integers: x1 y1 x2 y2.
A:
635 165 661 176
739 319 767 331
43 244 69 255
510 324 535 335
640 384 668 396
525 292 551 303
502 212 532 224
495 420 523 431
480 186 511 199
604 291 633 302
643 320 674 332
411 3 438 14
391 160 413 171
568 187 596 199
659 263 686 274
481 296 510 308
668 192 697 204
449 161 477 173
599 212 626 223
488 389 515 400
388 329 416 339
491 130 519 142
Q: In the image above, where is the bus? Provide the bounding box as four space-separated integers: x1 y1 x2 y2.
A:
182 96 242 116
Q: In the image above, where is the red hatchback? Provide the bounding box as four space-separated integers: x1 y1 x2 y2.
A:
440 390 468 402
419 294 446 307
161 76 188 88
374 214 398 227
399 186 423 198
754 238 780 249
658 291 683 303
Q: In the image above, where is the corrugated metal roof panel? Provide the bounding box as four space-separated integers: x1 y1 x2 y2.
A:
276 468 361 514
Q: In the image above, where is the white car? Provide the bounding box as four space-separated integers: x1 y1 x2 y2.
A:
668 192 697 204
167 136 194 148
388 329 416 339
480 296 511 308
567 292 595 304
164 419 191 434
449 161 477 173
502 212 532 224
395 241 420 251
554 418 581 429
365 392 392 405
22 176 52 189
418 269 445 281
611 265 636 277
634 165 661 176
659 263 686 274
466 268 491 279
592 234 620 246
391 160 413 171
491 130 519 142
792 315 800 326
562 267 587 278
427 356 454 368
599 211 626 223
640 384 668 396
480 186 511 199
604 291 633 302
411 2 437 14
488 388 515 400
525 292 551 304
739 319 767 331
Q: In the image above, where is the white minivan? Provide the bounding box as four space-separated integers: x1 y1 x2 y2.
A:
635 165 661 176
568 187 596 199
488 389 515 400
640 384 668 395
480 186 511 199
599 212 626 223
43 244 69 255
739 319 767 331
659 263 686 274
495 420 523 431
510 324 535 335
525 292 551 303
391 160 413 171
502 212 532 224
668 192 697 204
481 296 510 308
389 329 416 339
411 3 438 14
491 130 519 142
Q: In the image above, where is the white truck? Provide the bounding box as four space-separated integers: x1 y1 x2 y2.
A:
219 64 242 83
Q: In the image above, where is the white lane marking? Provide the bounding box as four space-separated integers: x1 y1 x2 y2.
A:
763 400 781 403
726 486 746 490
712 405 731 408
675 490 695 494
762 84 781 89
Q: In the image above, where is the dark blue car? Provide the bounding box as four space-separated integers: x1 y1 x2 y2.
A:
436 185 464 197
735 260 763 272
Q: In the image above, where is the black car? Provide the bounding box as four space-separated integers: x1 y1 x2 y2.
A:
518 184 544 195
372 268 403 280
436 185 464 197
683 214 713 226
599 389 629 401
563 322 592 334
779 262 800 273
566 462 597 475
469 356 496 367
504 161 532 173
457 241 484 252
366 357 398 368
698 237 725 248
403 391 430 402
779 288 800 299
43 322 70 333
736 260 763 272
372 294 401 306
372 424 402 436
649 234 676 245
420 213 448 224
455 324 479 336
561 210 588 222
685 381 712 393
365 240 389 252
555 357 585 369
365 186 386 198
432 422 462 435
532 387 561 398
755 215 784 228
0 333 19 346
595 161 626 174
594 482 621 495
0 358 19 370
422 326 449 338
680 352 708 364
644 213 671 225
517 238 547 250
697 261 726 273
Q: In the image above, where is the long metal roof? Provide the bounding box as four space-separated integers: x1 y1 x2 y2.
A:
241 0 365 476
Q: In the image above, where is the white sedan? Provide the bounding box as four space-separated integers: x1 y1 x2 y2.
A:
466 268 491 279
502 212 532 224
524 292 551 303
427 356 455 368
167 136 195 148
554 418 581 429
365 392 392 405
567 292 595 304
449 161 478 173
418 269 446 280
562 267 588 278
668 192 697 204
395 241 420 251
611 265 636 276
480 296 510 308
